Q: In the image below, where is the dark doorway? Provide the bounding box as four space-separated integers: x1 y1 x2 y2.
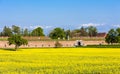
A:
78 41 81 46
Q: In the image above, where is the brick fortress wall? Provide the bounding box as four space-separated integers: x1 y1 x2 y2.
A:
0 40 106 48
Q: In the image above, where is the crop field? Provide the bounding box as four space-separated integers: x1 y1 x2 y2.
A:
0 48 120 74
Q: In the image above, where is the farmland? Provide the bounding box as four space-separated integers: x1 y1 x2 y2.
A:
0 48 120 74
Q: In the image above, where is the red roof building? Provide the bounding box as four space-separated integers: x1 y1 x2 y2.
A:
97 32 107 37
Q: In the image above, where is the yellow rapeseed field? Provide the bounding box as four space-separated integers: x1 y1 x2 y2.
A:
0 48 120 74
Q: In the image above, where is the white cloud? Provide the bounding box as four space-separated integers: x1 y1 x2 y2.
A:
44 26 52 29
113 24 120 27
29 25 44 29
81 23 104 27
77 23 105 29
24 25 52 30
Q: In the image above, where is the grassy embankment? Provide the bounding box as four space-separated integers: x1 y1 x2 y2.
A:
0 48 120 74
0 36 105 41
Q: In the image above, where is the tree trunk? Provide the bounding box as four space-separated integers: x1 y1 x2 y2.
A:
15 45 19 51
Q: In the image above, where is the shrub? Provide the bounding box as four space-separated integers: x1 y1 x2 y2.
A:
55 41 62 48
85 45 120 48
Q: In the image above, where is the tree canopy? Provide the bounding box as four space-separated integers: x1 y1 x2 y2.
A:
23 28 29 36
80 27 88 36
49 27 65 39
8 34 28 50
12 25 21 34
105 29 120 44
87 26 98 37
0 25 45 37
2 26 12 36
31 27 45 36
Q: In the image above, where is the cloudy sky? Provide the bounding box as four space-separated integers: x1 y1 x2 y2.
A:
0 0 120 35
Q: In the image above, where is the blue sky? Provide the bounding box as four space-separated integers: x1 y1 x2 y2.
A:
0 0 120 35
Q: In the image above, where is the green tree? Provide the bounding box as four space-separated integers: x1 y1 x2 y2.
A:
12 25 21 34
80 26 88 36
105 29 118 44
49 27 65 39
2 26 12 36
87 26 97 37
65 30 71 40
70 27 88 38
116 28 120 36
8 34 28 50
20 28 24 36
31 27 44 36
23 28 29 36
71 29 81 38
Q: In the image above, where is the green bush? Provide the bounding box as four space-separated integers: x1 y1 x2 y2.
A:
85 45 120 48
55 41 63 48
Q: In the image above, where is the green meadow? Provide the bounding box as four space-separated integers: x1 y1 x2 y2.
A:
0 48 120 74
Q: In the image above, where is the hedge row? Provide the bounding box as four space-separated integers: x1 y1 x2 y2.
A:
76 45 120 48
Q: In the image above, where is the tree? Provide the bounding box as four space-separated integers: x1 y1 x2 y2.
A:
71 29 81 38
8 34 28 50
23 28 29 36
87 26 97 37
105 29 119 44
21 28 24 36
31 27 44 36
65 30 71 40
49 27 65 39
80 26 88 36
12 25 21 34
116 28 120 36
70 27 88 38
2 26 12 36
